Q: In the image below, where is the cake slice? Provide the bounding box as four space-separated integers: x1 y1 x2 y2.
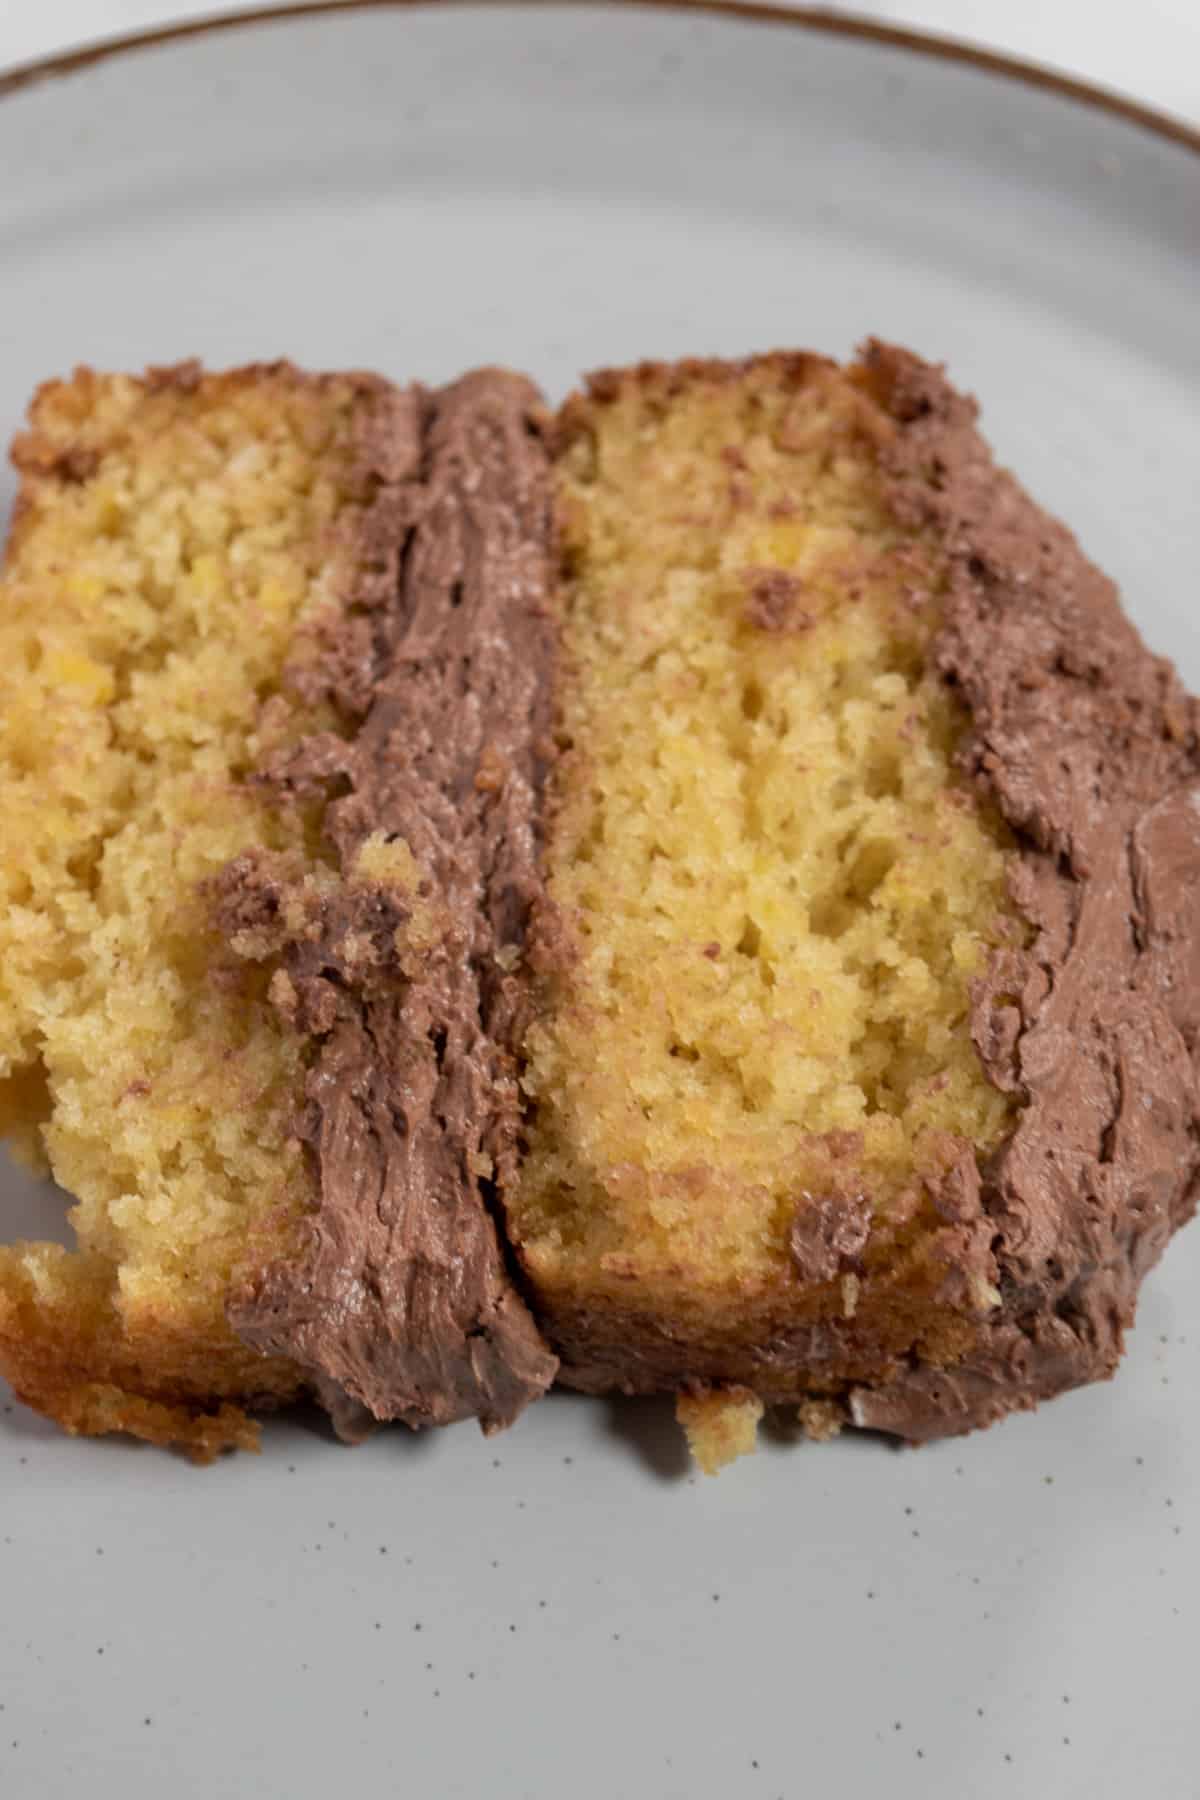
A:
0 360 558 1456
514 346 1200 1467
1 343 1196 1469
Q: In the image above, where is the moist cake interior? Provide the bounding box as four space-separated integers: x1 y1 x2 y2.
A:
0 365 372 1449
514 357 1017 1358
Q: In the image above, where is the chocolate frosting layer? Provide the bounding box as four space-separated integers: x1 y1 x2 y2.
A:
848 342 1200 1439
216 370 559 1435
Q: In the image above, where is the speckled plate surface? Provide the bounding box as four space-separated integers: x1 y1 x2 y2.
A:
1 6 1197 1795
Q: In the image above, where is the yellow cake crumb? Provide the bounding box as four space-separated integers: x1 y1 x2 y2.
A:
351 830 419 889
677 1385 765 1474
797 1397 844 1443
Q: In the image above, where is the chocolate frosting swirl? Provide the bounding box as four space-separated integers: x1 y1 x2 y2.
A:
216 370 560 1435
849 343 1200 1437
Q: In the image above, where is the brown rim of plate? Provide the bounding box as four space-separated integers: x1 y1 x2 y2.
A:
0 0 1197 157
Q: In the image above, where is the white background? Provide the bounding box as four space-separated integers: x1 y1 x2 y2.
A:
2 0 1200 127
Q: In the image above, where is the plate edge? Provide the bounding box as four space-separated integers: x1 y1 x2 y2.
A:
0 0 1197 159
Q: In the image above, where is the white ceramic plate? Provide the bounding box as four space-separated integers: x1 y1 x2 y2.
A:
2 7 1197 1796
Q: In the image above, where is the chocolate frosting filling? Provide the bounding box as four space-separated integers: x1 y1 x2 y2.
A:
847 343 1200 1439
216 370 559 1436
